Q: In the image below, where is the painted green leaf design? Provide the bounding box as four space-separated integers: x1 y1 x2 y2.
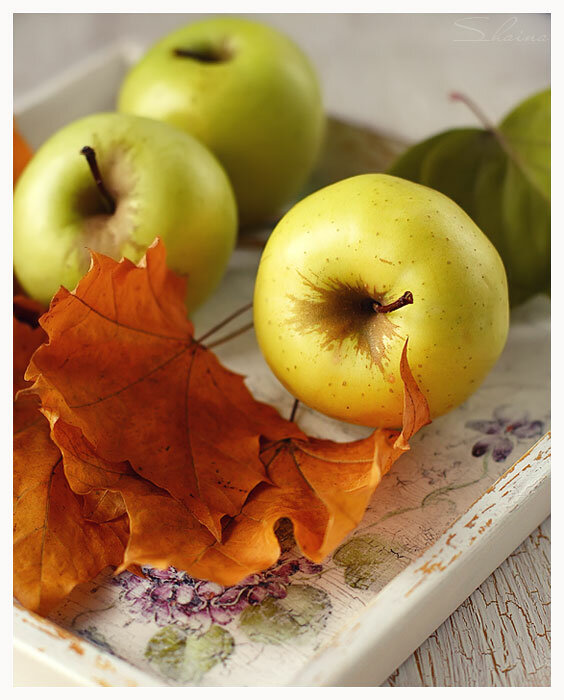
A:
333 534 410 590
239 584 331 645
183 625 234 682
389 89 550 307
145 624 234 683
145 626 186 681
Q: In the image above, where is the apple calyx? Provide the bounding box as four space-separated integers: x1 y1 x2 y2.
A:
173 46 231 63
80 146 116 215
373 291 414 314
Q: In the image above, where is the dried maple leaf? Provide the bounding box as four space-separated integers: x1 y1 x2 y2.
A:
186 341 431 579
13 407 128 615
82 489 127 523
13 297 47 433
19 237 430 597
49 342 429 587
14 295 128 613
14 297 46 394
25 241 300 540
51 419 219 576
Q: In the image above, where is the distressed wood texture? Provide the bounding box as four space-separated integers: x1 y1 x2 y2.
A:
385 517 551 687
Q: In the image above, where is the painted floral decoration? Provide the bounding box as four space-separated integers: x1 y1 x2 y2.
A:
466 405 544 462
114 550 322 629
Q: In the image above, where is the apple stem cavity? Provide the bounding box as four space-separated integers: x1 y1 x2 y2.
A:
80 146 116 215
373 291 414 314
173 46 230 63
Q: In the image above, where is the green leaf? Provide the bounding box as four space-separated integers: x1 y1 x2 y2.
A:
499 89 550 200
389 89 550 306
144 624 234 684
239 584 331 645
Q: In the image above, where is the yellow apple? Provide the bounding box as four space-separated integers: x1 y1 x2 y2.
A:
253 174 509 428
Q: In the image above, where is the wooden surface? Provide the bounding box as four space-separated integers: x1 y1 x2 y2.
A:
385 517 551 687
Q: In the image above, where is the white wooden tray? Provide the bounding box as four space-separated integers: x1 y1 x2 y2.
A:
13 42 551 687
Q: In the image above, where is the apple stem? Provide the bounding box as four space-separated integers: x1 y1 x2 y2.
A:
373 291 413 314
196 302 253 343
205 322 254 350
80 146 116 215
289 399 300 422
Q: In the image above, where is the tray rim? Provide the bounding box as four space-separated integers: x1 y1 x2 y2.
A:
13 41 551 687
292 431 550 686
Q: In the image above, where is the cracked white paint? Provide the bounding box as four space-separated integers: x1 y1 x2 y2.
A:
385 517 550 686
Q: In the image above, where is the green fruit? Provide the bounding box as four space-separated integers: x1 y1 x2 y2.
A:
118 17 325 227
253 174 509 428
13 112 237 310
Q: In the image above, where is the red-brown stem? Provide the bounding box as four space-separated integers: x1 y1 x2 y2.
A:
449 91 497 132
80 146 115 214
373 291 413 314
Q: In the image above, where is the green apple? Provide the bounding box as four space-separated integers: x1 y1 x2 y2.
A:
117 17 324 228
253 174 509 428
13 112 237 310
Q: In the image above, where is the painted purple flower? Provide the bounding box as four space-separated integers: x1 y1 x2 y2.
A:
466 406 544 462
114 550 322 629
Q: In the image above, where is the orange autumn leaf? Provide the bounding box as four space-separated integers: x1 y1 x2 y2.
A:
13 406 129 615
51 419 276 584
13 297 46 395
13 294 127 613
47 342 429 587
25 241 300 540
13 122 33 186
13 296 47 433
51 420 218 576
18 237 431 602
188 341 430 579
82 489 127 523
